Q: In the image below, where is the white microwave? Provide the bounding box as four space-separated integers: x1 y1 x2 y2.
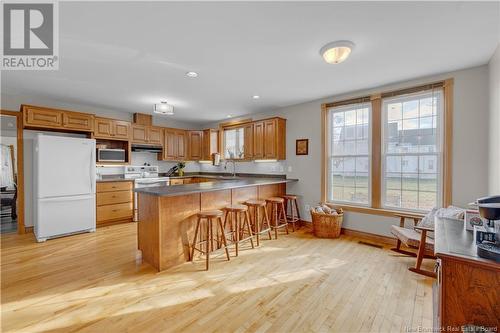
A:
97 148 126 163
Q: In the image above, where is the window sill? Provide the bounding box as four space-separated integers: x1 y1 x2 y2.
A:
324 203 425 219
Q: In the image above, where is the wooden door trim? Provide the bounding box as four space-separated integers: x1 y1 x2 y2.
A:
0 110 25 234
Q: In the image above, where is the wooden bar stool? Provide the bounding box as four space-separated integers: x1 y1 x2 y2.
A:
265 197 288 239
190 210 230 271
222 204 255 256
282 194 300 232
244 199 272 246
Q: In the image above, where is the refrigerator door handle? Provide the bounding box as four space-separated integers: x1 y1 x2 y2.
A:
40 195 94 202
90 145 95 194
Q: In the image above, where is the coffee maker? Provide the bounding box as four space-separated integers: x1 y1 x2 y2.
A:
475 195 500 262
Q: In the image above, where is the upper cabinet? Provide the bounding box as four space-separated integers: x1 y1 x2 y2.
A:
187 130 203 160
131 124 163 145
22 105 94 132
222 117 286 161
202 129 220 161
94 117 130 140
161 128 187 161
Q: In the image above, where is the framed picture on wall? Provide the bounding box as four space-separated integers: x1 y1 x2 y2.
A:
296 139 309 155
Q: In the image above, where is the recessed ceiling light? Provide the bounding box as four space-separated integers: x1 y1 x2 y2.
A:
186 71 198 78
154 101 174 115
226 114 233 118
252 95 260 100
320 40 355 64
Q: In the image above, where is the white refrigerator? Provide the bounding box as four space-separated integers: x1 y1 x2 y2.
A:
33 134 96 242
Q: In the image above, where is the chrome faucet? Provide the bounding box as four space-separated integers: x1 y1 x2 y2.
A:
224 159 237 177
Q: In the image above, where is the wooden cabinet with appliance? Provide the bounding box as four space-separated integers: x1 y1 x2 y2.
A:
22 105 94 132
96 181 134 226
161 128 187 161
433 218 500 331
187 130 203 160
202 129 220 161
131 125 163 145
94 117 130 140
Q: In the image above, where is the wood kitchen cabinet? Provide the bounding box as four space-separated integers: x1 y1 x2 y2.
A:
202 129 219 161
22 105 94 132
131 125 163 145
94 117 130 140
96 181 134 227
243 123 254 160
187 131 203 160
161 128 187 161
256 117 286 160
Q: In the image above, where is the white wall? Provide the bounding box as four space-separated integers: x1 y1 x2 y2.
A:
489 44 500 195
203 66 491 236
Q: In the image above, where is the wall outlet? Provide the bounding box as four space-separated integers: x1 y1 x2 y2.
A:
287 166 292 172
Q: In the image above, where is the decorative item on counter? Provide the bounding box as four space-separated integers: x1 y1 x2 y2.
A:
296 139 309 155
212 152 221 166
176 162 186 176
465 209 487 231
310 203 343 238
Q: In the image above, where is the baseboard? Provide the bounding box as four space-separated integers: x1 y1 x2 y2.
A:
341 228 397 246
24 226 33 233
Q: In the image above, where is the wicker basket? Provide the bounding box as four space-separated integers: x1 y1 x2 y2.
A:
310 206 344 238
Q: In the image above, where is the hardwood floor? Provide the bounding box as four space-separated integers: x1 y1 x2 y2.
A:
1 223 434 333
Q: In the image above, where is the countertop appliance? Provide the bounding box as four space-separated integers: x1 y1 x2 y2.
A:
33 134 96 242
97 148 126 163
125 165 170 221
476 195 500 262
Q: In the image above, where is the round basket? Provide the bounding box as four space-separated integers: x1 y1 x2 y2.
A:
310 207 344 238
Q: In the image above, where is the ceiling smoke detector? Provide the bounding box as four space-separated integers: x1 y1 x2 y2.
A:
154 101 174 115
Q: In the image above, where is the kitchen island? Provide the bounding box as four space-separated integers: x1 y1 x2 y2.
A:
135 177 297 271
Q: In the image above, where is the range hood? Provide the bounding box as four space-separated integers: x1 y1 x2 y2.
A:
131 144 163 153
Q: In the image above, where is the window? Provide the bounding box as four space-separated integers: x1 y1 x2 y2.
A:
322 80 453 215
223 127 244 159
328 102 371 205
382 89 443 212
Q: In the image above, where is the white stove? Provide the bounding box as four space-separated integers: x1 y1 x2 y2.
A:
125 166 170 221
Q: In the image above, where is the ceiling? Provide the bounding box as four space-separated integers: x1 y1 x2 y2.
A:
2 2 499 124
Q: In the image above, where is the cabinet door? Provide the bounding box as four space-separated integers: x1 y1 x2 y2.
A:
94 118 113 138
263 119 277 159
188 131 203 160
24 106 63 128
164 129 177 159
202 129 219 160
63 112 94 131
244 123 254 160
113 120 130 139
177 131 186 159
148 127 162 145
131 125 147 143
253 121 264 159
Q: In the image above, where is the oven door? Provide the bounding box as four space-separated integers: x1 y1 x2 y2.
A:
134 179 170 221
97 149 126 163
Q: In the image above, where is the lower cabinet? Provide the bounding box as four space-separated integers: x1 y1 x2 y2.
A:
96 181 134 226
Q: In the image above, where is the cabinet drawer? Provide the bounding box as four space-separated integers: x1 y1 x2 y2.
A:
97 202 133 222
97 190 132 206
96 181 132 193
170 179 184 185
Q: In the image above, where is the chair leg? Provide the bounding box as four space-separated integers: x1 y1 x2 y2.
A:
218 217 230 261
205 218 210 271
245 210 255 249
263 206 272 240
255 207 260 246
190 217 201 261
408 229 437 278
290 200 296 232
273 204 278 239
281 203 289 235
294 198 301 220
235 212 240 256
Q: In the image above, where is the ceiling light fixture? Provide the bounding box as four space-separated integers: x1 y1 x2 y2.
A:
186 71 198 78
226 114 233 118
154 101 174 115
252 95 260 100
320 40 354 64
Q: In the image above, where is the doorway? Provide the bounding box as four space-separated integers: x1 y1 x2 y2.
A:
0 111 24 234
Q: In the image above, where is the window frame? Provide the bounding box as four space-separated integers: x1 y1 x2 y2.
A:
326 101 373 207
321 79 453 217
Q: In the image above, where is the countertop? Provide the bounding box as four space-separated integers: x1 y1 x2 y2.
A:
134 177 298 197
96 173 287 183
